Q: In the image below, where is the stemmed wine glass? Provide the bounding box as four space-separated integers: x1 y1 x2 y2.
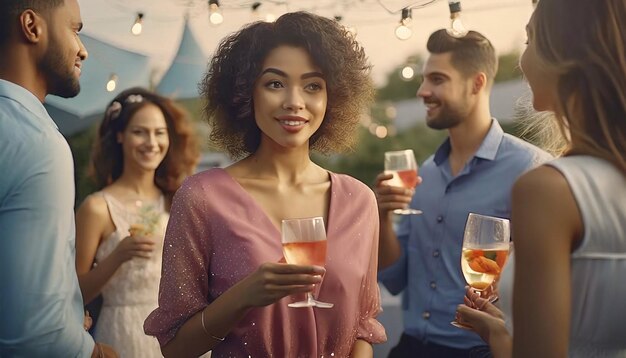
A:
281 217 333 308
384 149 422 215
451 213 510 329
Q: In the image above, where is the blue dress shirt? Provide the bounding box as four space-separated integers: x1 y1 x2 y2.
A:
378 120 552 349
0 79 94 357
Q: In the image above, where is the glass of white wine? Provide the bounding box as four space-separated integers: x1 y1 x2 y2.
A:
384 149 422 215
281 217 333 308
452 213 510 329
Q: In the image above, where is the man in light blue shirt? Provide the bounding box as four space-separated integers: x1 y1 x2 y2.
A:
375 29 552 357
0 1 114 356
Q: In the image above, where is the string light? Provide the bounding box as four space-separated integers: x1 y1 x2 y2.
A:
251 2 275 22
394 8 412 40
106 74 118 92
400 66 415 80
208 0 223 25
446 0 468 38
131 12 144 36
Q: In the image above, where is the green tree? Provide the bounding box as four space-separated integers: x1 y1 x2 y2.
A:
376 54 423 102
495 51 522 82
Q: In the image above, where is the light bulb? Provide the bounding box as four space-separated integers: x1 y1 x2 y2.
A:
447 14 468 38
209 2 223 25
131 22 142 35
131 13 144 36
395 24 412 40
106 74 118 92
446 1 468 38
395 8 412 40
209 11 223 24
401 66 415 80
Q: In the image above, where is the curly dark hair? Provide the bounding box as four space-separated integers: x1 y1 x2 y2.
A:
200 11 373 159
89 87 200 207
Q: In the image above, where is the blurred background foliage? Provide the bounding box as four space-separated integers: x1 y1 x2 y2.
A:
68 50 524 206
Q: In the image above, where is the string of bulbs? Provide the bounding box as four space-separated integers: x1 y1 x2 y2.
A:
105 0 535 92
126 0 466 39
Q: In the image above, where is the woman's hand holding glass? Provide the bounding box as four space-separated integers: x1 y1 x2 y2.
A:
455 286 508 343
235 261 325 308
112 232 155 263
452 213 510 328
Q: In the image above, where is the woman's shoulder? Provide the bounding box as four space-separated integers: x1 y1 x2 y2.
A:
173 168 239 207
179 168 231 190
329 172 375 198
513 164 570 199
76 191 110 222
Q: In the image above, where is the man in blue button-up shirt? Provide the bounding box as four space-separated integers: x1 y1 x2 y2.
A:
0 1 115 356
375 29 552 357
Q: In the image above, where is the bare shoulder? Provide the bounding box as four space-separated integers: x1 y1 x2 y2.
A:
512 164 583 245
77 192 109 219
513 165 570 198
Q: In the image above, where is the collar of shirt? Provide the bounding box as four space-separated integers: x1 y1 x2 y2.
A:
0 79 58 130
433 119 504 165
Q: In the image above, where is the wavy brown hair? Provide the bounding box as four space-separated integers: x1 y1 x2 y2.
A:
528 0 626 174
89 87 200 208
200 11 373 159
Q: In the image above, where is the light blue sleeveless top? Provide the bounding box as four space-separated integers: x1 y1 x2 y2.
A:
499 156 626 357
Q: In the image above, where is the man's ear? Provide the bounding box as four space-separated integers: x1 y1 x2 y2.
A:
472 72 487 94
19 10 45 44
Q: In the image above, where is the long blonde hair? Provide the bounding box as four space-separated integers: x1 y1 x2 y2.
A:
528 0 626 174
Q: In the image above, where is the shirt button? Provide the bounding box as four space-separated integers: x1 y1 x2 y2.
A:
436 215 444 223
433 250 440 257
430 281 437 289
422 311 431 319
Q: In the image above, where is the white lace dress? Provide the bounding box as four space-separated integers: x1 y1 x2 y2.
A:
93 192 168 358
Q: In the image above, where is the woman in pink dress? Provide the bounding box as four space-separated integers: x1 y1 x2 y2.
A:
144 11 386 358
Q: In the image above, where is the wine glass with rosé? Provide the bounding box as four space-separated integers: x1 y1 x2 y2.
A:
281 217 333 308
452 213 510 329
384 149 422 215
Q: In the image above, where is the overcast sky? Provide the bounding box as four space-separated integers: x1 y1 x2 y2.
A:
80 0 532 86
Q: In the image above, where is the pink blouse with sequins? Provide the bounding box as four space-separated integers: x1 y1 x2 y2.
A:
144 168 386 357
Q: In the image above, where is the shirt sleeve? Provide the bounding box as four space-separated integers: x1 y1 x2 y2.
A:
356 193 387 344
144 176 212 347
377 214 410 295
0 142 95 357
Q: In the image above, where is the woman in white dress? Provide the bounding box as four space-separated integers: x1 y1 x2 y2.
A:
455 0 626 357
75 87 199 357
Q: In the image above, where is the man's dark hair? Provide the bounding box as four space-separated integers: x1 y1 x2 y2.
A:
0 0 64 46
427 29 498 86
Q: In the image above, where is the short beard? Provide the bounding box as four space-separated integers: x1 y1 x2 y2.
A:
40 45 81 98
426 108 463 130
